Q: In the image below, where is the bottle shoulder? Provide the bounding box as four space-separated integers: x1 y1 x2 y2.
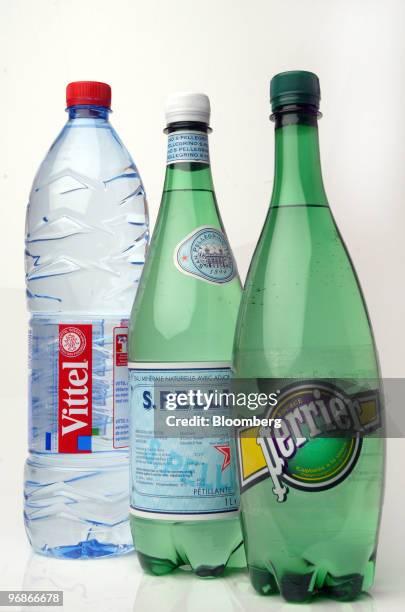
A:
233 205 378 377
32 121 138 186
25 119 148 315
129 189 241 362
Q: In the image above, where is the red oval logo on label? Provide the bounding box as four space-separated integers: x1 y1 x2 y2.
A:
59 326 87 359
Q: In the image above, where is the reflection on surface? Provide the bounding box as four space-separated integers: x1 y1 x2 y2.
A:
134 570 246 612
133 570 377 612
21 552 377 612
22 551 140 612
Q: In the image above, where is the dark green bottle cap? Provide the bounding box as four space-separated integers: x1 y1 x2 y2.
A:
270 70 321 112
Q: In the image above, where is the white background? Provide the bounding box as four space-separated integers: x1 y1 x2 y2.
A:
0 1 404 610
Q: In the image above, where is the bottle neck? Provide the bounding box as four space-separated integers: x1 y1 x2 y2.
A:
163 123 214 192
67 105 110 121
270 107 328 207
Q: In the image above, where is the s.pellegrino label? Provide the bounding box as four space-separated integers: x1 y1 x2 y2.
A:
129 363 240 519
28 318 129 453
167 131 209 165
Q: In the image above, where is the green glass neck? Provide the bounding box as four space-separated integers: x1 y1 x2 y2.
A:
270 110 328 207
163 162 214 192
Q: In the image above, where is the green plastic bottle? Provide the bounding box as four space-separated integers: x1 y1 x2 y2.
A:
233 72 384 602
128 93 245 576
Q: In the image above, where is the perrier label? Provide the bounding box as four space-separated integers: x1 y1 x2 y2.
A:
237 380 381 502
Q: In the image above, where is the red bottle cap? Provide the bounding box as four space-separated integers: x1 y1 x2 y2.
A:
66 81 111 109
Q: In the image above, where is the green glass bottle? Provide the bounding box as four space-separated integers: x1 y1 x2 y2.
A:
128 93 245 576
233 72 384 602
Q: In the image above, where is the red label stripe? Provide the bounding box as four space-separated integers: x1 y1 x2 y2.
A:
58 324 92 453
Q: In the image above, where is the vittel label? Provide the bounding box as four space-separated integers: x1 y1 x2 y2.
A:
237 381 380 502
58 325 93 453
174 225 236 284
129 364 240 519
28 318 129 454
167 131 209 164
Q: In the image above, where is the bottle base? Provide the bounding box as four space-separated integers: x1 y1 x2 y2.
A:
248 559 375 603
137 551 231 578
131 515 245 577
31 539 134 560
24 453 133 561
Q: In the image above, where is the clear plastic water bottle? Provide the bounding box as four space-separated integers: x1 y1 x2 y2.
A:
24 81 148 558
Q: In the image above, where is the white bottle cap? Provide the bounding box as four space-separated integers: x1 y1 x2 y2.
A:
165 92 210 125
